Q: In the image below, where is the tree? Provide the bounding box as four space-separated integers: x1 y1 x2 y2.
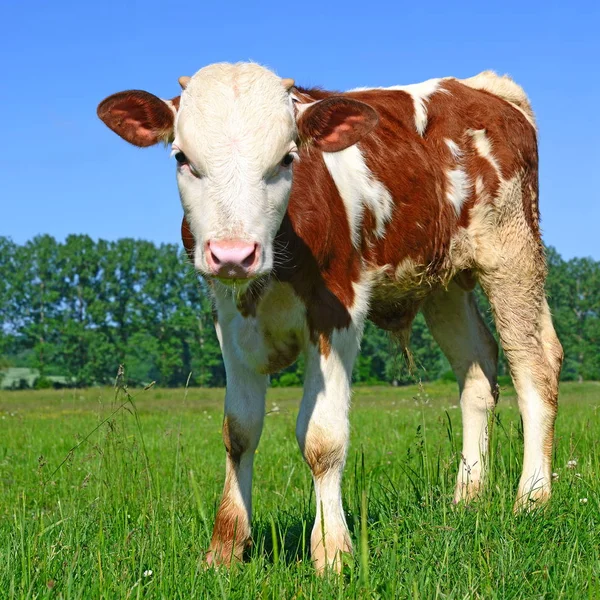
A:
0 237 597 387
10 236 65 376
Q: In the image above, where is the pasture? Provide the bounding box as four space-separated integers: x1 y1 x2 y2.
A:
0 381 598 598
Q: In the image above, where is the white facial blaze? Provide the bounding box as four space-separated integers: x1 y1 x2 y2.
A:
322 145 393 249
173 63 297 276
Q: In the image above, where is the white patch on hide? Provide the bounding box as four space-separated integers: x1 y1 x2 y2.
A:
322 144 393 248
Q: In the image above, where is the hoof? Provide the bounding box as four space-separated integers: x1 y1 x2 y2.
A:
514 483 551 513
311 532 352 574
205 538 248 568
453 478 483 504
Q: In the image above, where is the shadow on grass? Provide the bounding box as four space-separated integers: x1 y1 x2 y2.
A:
250 516 310 565
249 512 362 567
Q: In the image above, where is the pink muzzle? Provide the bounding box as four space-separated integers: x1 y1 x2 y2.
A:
205 239 259 279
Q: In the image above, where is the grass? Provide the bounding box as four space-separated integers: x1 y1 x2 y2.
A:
0 380 598 598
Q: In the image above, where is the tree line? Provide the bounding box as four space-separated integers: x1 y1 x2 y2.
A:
0 236 598 388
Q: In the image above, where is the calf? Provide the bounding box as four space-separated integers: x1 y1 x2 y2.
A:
98 63 563 571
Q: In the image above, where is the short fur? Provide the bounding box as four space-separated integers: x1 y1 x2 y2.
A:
98 63 562 573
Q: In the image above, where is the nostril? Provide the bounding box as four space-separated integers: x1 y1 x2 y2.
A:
241 245 257 268
210 249 221 266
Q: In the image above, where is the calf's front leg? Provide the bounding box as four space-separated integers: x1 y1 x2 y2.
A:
296 326 361 572
206 328 268 566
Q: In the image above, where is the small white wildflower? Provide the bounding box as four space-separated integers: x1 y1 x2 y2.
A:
143 569 153 577
552 472 559 480
567 459 577 469
579 498 588 504
575 473 582 479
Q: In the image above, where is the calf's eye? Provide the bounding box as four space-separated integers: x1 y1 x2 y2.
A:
174 151 188 165
281 153 294 167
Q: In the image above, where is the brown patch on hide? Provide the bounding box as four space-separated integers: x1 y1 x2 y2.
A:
208 76 539 348
208 414 254 566
274 147 360 344
303 434 346 480
343 87 457 273
222 415 248 463
207 471 250 566
318 333 332 358
426 79 539 233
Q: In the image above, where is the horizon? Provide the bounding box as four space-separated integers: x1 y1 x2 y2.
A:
0 0 598 260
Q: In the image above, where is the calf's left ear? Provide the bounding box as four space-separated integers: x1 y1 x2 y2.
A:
297 97 379 152
97 90 179 147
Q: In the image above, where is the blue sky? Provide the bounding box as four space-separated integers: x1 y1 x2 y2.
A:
1 0 598 259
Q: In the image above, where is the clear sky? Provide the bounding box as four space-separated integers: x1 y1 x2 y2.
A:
1 0 598 259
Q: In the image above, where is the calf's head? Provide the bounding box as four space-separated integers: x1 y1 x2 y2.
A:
98 63 378 282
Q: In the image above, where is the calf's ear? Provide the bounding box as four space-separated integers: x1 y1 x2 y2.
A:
97 90 179 147
297 97 379 152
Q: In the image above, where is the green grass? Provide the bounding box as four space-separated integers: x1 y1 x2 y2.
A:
0 381 599 598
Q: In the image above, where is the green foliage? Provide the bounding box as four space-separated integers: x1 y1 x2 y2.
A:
546 247 600 381
0 382 598 597
0 235 598 387
34 376 54 390
0 235 224 388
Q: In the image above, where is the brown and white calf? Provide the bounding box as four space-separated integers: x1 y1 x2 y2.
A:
98 62 563 571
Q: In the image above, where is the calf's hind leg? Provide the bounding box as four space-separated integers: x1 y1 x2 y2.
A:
479 255 562 510
422 281 499 502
